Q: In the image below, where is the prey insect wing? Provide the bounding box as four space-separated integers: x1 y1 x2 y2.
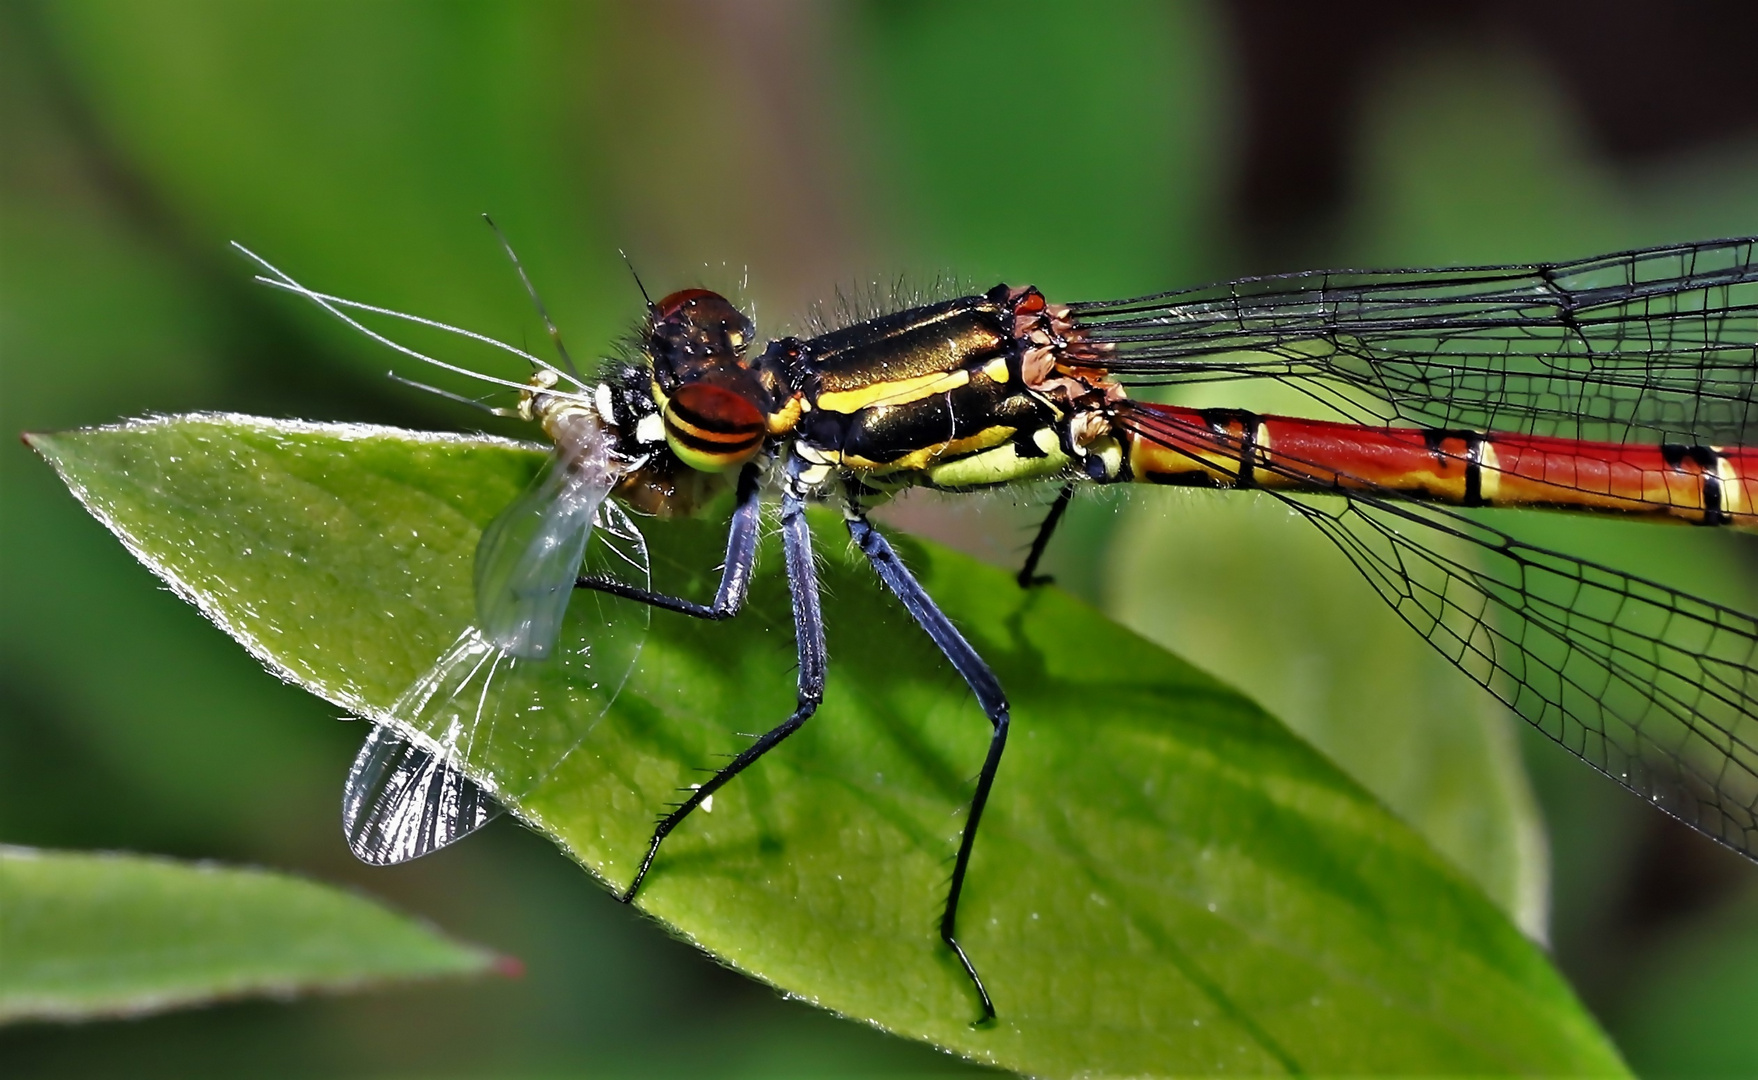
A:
343 498 651 862
344 723 501 865
475 437 619 660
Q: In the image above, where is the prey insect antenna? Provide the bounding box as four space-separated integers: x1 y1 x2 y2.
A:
482 213 580 379
233 242 592 399
385 371 514 416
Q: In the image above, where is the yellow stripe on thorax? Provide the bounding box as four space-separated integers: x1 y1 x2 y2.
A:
815 368 971 415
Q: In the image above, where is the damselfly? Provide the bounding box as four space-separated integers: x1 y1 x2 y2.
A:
243 235 1758 1022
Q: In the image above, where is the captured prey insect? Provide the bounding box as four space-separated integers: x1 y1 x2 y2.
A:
236 238 653 864
244 235 1758 1023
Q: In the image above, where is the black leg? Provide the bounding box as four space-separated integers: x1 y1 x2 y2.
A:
847 513 1007 1023
577 463 762 620
1016 482 1073 588
618 488 827 902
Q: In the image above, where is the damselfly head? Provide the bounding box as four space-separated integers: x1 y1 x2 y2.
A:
573 288 774 517
640 289 783 477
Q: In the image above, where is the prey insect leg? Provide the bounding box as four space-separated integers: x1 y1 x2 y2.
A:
847 512 1008 1023
617 485 827 902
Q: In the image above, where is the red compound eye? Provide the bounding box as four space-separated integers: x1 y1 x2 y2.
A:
664 381 766 472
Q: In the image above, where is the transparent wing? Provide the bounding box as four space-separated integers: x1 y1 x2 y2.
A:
474 452 616 660
1117 406 1758 858
1281 494 1758 854
1072 237 1758 444
343 724 502 865
342 499 650 863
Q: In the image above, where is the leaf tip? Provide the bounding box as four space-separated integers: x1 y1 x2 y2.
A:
19 428 71 462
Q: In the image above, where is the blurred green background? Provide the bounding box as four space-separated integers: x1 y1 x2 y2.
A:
3 1 1757 1076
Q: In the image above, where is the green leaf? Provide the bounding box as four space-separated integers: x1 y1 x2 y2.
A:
0 845 499 1024
1102 379 1550 940
29 415 1626 1076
